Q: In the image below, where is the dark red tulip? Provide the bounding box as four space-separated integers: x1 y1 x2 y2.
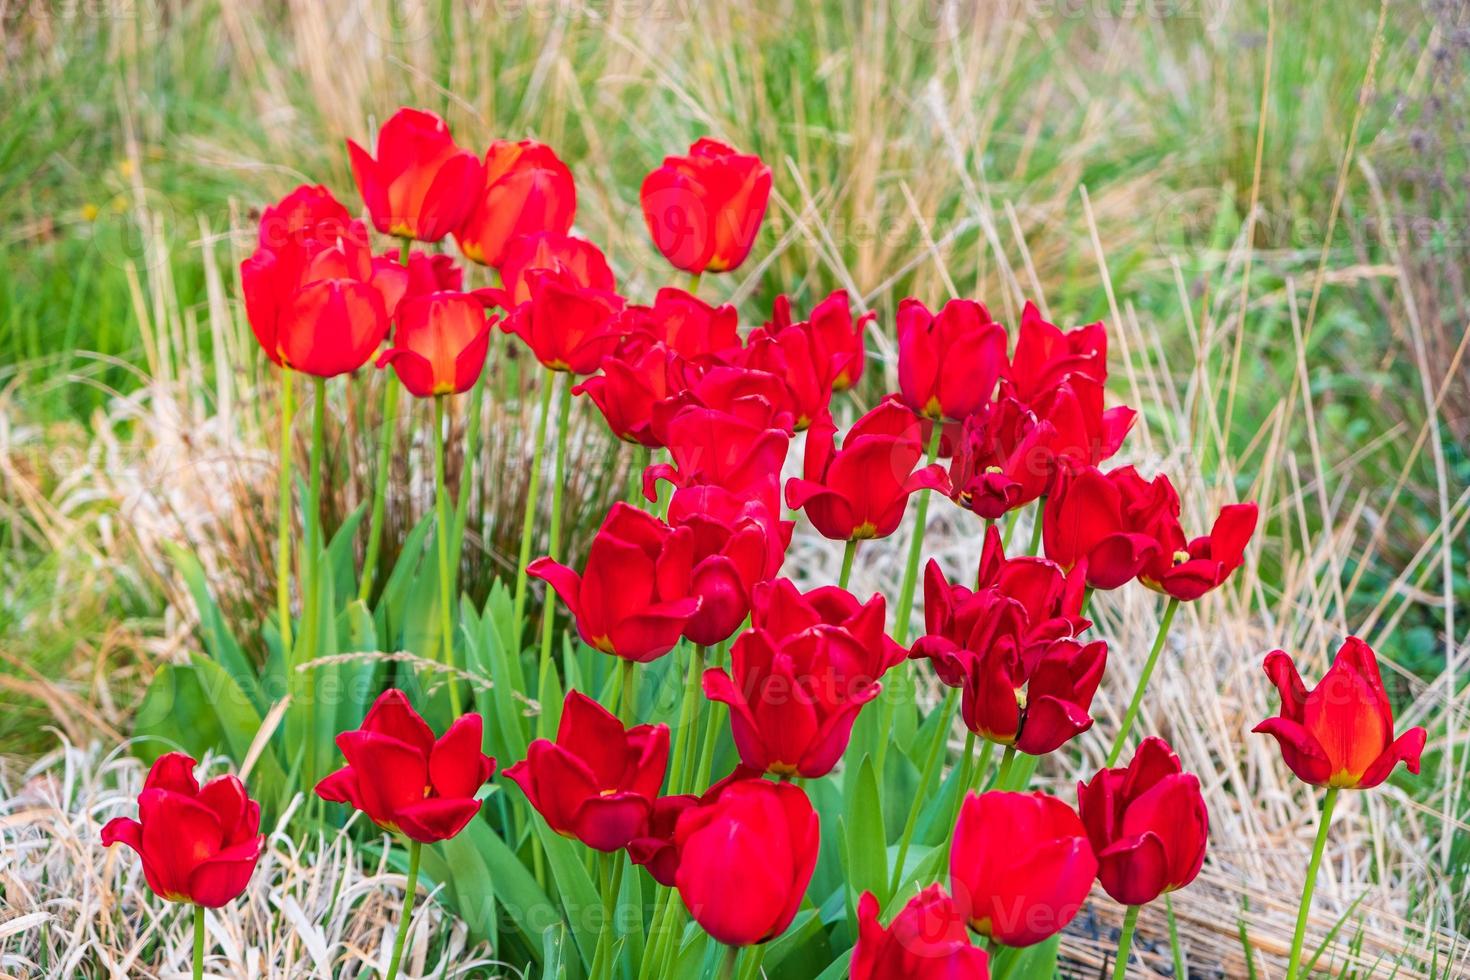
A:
644 405 791 510
455 139 576 268
347 107 482 242
492 231 614 307
1078 737 1208 906
100 753 263 907
506 690 669 851
240 223 392 377
852 886 990 980
751 577 905 668
315 689 495 843
1253 637 1427 789
574 341 687 447
500 269 625 374
668 485 792 647
1031 375 1135 473
1110 467 1258 600
674 778 818 946
627 793 699 886
949 790 1097 947
623 287 741 361
948 398 1055 520
896 297 1007 422
257 184 351 250
739 321 833 431
785 399 950 541
377 292 494 397
529 502 701 662
640 138 772 275
1003 301 1107 407
768 290 873 393
373 248 464 318
1041 466 1162 591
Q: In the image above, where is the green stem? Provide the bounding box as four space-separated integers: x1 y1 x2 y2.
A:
619 659 637 725
970 738 995 793
1106 597 1181 766
450 361 487 569
297 376 327 787
1165 894 1187 980
1113 904 1140 980
687 272 702 295
838 539 858 590
718 944 740 980
275 370 294 649
1027 498 1045 556
433 397 463 715
513 375 556 642
591 851 626 980
1285 788 1339 980
668 644 707 794
192 904 204 980
538 376 573 688
994 744 1018 790
887 688 957 898
893 423 946 645
384 839 422 980
359 366 400 604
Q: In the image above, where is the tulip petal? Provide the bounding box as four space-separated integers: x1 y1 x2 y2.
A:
1096 830 1170 906
360 689 435 755
336 730 431 826
395 797 483 843
1252 716 1334 786
1355 726 1428 789
429 713 493 800
187 835 264 907
138 789 224 900
100 816 143 854
144 753 200 795
570 792 654 852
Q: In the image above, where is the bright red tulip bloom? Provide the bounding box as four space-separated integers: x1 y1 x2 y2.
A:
529 502 701 662
1041 465 1162 591
768 290 873 393
651 363 797 440
785 399 950 541
491 231 614 307
668 486 792 646
623 287 741 361
644 405 791 510
100 753 263 907
896 297 1007 421
574 340 687 447
257 184 351 250
640 138 771 275
950 790 1098 947
377 292 494 397
674 778 818 946
751 576 906 667
1003 301 1107 407
740 321 833 431
627 793 699 886
455 139 576 268
1253 637 1427 789
949 398 1055 520
1078 737 1208 906
1031 375 1135 473
347 107 482 242
505 690 669 851
501 269 625 374
852 886 990 980
373 248 464 318
315 689 495 843
240 222 392 377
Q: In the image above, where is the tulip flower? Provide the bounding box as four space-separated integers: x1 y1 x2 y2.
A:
500 268 626 374
506 690 670 851
1254 637 1426 790
100 752 264 907
257 184 351 249
1003 301 1107 407
674 778 819 946
668 485 792 647
739 321 833 431
455 138 576 268
627 793 699 886
529 502 702 662
644 405 792 509
492 231 615 307
623 287 741 361
785 399 950 541
949 790 1097 947
651 363 797 441
376 292 494 397
948 398 1055 520
373 248 464 317
347 107 482 242
767 290 873 393
896 297 1007 421
751 577 906 665
851 887 990 980
640 138 772 275
574 340 688 447
240 223 392 377
1041 465 1161 591
1032 375 1135 474
315 689 495 843
1078 737 1208 907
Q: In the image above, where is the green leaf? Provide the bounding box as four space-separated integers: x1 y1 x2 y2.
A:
164 543 263 714
185 653 286 804
845 755 887 905
991 933 1059 980
533 821 601 969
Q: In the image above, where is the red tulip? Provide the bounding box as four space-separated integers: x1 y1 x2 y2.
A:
668 485 792 647
373 248 464 318
751 577 905 668
1031 375 1135 473
529 502 701 662
651 363 797 440
640 138 772 275
347 107 482 242
1041 466 1161 591
492 231 614 307
949 790 1097 947
623 287 741 361
948 398 1055 520
377 292 494 397
644 405 791 510
256 184 351 250
100 753 263 907
852 886 990 980
1078 737 1208 906
739 321 833 431
674 778 818 946
501 269 625 374
315 689 495 843
1253 637 1427 789
1110 466 1257 600
1003 301 1107 407
627 793 699 886
455 139 576 268
240 223 392 377
896 297 1007 421
574 340 687 447
768 290 873 393
785 399 950 541
505 690 669 851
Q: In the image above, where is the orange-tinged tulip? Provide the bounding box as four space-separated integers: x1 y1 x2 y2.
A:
377 292 495 397
640 138 771 274
347 107 482 242
455 139 576 268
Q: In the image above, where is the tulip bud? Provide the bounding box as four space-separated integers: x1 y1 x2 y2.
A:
377 291 494 397
640 138 771 275
455 139 576 268
500 269 626 374
1002 300 1108 407
493 231 614 308
896 297 1007 422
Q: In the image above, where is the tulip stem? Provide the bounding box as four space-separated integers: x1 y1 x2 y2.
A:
718 944 740 980
1106 597 1180 766
1285 788 1339 980
619 659 637 725
591 851 626 980
1027 498 1045 556
1113 904 1140 980
385 839 422 980
191 904 205 980
359 367 400 605
893 423 945 645
513 373 556 643
995 744 1018 790
275 370 295 650
433 396 463 716
888 688 958 898
838 539 858 590
688 272 702 296
538 375 574 691
297 375 328 788
669 644 707 794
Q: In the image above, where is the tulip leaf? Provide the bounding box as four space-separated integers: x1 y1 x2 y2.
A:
184 652 287 804
538 924 569 980
845 755 887 902
164 542 264 714
761 908 831 979
532 822 601 969
813 950 854 980
990 933 1059 979
133 661 226 765
372 511 434 641
324 502 367 608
